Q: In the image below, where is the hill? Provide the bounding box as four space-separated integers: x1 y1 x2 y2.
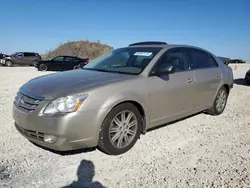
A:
44 40 114 60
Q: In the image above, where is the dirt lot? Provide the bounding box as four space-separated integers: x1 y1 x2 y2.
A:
0 64 250 188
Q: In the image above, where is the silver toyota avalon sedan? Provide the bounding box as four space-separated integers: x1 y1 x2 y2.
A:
12 41 234 155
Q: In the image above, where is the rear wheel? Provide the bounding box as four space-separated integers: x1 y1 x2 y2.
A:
39 64 48 71
73 65 80 69
98 103 141 155
6 60 13 67
206 86 228 115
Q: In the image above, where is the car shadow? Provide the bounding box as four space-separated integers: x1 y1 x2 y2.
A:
234 78 248 86
147 112 202 132
30 141 96 156
61 160 105 188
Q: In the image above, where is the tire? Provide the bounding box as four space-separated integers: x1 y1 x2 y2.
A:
73 65 79 69
39 64 48 71
98 103 142 155
5 60 13 67
206 86 228 115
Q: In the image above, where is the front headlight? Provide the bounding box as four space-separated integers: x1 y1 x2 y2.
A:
43 94 88 115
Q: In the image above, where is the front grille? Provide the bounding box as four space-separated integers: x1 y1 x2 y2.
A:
15 124 44 141
14 92 43 113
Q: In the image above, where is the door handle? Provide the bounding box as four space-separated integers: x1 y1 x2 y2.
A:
186 78 193 83
216 74 221 78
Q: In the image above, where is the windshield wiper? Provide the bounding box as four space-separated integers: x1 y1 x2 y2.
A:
84 68 111 72
84 68 137 75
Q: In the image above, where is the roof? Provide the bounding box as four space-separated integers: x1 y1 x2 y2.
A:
128 43 210 52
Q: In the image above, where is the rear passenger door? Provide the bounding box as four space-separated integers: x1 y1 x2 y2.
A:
23 53 35 65
64 57 78 70
188 49 221 109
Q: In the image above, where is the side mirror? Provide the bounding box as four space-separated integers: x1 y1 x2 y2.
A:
152 65 175 76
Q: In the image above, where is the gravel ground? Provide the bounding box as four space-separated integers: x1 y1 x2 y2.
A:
0 64 250 188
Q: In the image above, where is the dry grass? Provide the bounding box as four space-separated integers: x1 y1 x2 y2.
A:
44 40 113 60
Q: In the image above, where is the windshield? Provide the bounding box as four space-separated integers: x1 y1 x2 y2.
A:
83 47 162 74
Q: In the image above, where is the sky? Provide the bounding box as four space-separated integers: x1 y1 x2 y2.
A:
0 0 249 60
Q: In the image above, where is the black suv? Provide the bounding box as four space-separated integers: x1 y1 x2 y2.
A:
4 52 42 67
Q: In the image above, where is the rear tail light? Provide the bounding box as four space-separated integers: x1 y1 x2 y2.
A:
81 61 88 65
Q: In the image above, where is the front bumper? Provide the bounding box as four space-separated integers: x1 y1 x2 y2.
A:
13 103 108 151
0 59 6 65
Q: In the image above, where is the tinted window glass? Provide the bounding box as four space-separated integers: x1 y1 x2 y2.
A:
24 53 35 57
84 47 161 74
16 53 24 58
155 48 189 72
52 56 64 62
190 49 214 69
208 54 218 67
64 57 75 62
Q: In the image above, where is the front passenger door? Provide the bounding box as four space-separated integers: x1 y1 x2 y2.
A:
13 53 24 65
50 56 65 71
147 48 196 127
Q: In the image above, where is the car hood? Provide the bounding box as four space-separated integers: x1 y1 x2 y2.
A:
19 69 135 100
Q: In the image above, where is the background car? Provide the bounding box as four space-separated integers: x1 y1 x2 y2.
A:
229 59 245 64
36 56 89 71
245 69 250 85
3 52 42 67
0 53 8 66
217 56 231 65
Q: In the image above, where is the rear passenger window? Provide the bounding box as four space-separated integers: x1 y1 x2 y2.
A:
64 57 75 62
190 49 218 69
24 53 35 57
208 54 218 67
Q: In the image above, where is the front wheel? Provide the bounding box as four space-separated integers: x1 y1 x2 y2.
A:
98 103 142 155
206 86 228 115
38 64 48 71
5 60 13 67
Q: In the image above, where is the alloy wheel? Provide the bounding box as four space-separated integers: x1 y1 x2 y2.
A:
215 89 227 112
39 64 47 71
109 110 138 149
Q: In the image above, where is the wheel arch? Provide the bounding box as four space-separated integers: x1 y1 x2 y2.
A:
223 84 230 94
99 95 149 135
111 100 147 134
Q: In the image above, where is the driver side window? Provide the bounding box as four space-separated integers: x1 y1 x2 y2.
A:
53 56 64 62
155 48 189 72
16 53 24 59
